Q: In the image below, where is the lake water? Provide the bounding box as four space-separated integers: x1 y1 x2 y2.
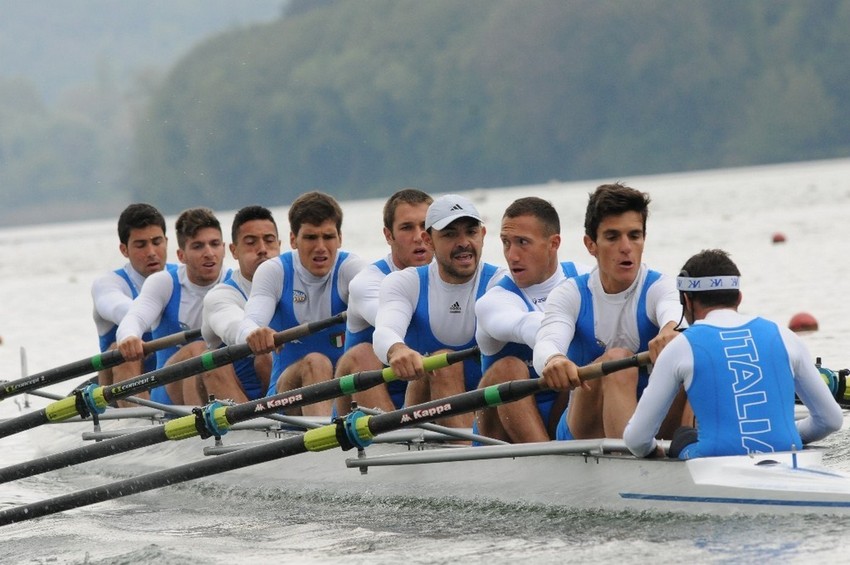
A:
2 159 850 564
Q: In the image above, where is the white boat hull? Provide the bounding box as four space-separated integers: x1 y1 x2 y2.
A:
28 414 850 517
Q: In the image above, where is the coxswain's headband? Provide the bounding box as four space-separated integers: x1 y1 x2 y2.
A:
676 275 741 292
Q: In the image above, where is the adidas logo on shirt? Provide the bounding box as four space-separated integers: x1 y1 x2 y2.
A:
449 301 462 314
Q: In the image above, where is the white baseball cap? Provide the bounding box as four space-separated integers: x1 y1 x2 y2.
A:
425 194 483 231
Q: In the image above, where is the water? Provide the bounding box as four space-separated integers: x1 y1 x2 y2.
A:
2 159 850 563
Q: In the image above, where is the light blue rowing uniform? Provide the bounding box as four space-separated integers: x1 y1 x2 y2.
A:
97 264 177 374
342 258 408 409
405 262 500 393
676 318 801 459
150 267 230 405
266 251 349 395
480 262 580 426
555 270 663 440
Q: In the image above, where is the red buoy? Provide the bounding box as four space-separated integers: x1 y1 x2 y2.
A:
789 312 818 332
772 232 786 244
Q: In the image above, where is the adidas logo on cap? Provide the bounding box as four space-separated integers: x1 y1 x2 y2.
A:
425 194 483 230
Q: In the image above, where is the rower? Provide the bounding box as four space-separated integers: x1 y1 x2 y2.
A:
90 203 174 407
237 191 368 417
199 206 281 403
534 183 687 440
117 207 228 406
373 194 506 429
333 188 434 415
474 197 591 442
623 248 843 459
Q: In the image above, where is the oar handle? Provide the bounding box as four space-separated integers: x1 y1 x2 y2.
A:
141 328 202 355
272 312 346 347
226 345 479 426
579 351 651 382
105 314 347 404
365 351 652 437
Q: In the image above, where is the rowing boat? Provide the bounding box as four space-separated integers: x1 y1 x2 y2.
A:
16 406 850 518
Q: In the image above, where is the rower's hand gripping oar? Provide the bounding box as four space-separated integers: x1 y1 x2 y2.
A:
0 351 648 526
0 314 346 441
0 329 202 402
0 346 478 484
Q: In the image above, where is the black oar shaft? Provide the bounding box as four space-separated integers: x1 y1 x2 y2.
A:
0 434 309 526
368 351 650 437
0 314 346 441
0 427 168 483
0 351 649 526
0 347 477 483
225 346 479 423
101 313 346 404
102 344 250 403
0 329 202 401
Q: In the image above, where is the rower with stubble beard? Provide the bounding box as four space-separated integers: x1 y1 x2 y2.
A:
373 194 506 429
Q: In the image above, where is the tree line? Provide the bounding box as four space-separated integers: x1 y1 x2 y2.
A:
3 0 849 225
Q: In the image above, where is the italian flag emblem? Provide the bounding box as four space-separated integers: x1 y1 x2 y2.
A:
330 332 345 348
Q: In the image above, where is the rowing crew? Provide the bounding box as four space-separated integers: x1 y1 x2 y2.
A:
92 183 843 460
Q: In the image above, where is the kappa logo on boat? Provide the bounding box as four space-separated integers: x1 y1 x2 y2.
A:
407 403 452 420
293 290 307 303
254 393 303 411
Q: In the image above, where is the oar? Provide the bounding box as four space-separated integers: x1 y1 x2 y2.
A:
0 347 478 483
0 314 346 441
0 329 202 402
0 352 648 526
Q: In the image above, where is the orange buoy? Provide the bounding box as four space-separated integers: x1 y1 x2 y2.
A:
789 312 818 333
772 232 786 244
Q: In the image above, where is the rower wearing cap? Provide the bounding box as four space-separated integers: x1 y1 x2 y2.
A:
373 194 506 429
624 249 843 459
